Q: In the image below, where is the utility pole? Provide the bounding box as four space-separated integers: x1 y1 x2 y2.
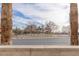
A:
70 3 78 45
1 3 12 45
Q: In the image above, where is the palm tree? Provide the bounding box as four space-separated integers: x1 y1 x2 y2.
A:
70 3 78 45
1 3 12 45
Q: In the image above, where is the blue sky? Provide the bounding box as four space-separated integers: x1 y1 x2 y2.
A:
13 3 70 32
0 3 71 32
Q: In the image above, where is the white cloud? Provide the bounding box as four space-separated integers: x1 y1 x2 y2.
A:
13 3 70 31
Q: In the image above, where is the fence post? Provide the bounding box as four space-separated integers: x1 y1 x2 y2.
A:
1 3 12 45
70 3 78 45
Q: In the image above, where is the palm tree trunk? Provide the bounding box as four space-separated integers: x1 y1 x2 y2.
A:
1 3 12 45
70 3 78 45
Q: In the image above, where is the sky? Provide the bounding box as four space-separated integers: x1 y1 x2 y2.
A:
12 3 70 32
0 3 75 32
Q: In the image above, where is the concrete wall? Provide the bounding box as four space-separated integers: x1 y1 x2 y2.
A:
0 46 79 56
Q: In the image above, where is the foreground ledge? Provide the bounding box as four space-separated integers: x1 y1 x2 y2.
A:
0 45 79 56
0 45 79 48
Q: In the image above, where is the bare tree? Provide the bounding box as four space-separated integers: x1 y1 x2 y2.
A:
62 25 70 34
24 23 37 33
13 27 22 35
37 24 44 33
44 21 58 33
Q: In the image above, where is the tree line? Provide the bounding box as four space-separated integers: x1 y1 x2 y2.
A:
13 21 70 35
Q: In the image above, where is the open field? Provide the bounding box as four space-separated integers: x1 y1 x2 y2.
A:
11 34 71 45
12 34 70 39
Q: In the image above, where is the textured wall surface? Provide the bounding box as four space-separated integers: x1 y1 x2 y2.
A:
0 46 79 56
0 48 30 56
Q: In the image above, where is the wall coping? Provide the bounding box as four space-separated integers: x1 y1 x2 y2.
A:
0 45 79 48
